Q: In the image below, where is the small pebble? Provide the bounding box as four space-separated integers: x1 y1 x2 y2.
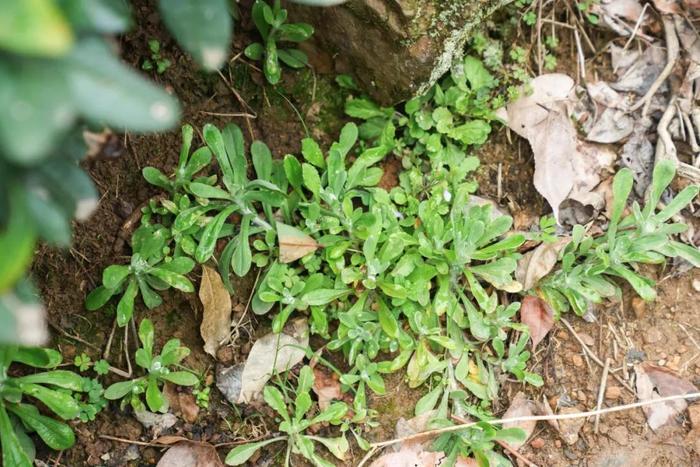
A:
631 297 646 318
530 438 545 449
605 386 621 400
644 328 663 344
578 333 595 347
572 354 584 367
693 279 700 293
609 426 629 445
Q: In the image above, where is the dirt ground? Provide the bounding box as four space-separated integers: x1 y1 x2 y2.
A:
29 1 700 466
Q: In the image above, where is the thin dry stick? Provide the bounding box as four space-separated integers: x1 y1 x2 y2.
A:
560 318 635 394
621 3 651 54
630 16 679 116
366 391 700 453
496 439 539 467
594 357 611 433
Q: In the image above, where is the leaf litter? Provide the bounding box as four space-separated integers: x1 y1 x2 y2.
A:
199 265 232 357
519 295 554 350
635 362 698 430
216 318 309 404
497 74 615 224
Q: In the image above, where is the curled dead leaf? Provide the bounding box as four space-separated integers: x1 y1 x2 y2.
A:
199 265 232 357
216 319 309 404
516 238 571 290
519 296 554 350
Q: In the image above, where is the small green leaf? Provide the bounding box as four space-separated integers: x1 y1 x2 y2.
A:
103 265 131 290
104 379 139 400
225 438 283 466
301 163 321 197
85 286 117 311
116 279 138 327
162 371 199 386
301 138 325 168
302 289 351 306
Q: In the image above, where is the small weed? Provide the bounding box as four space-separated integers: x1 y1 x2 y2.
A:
245 0 314 84
103 319 198 413
142 39 172 74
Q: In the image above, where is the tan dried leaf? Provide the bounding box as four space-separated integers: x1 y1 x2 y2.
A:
516 238 571 290
520 296 554 350
502 392 536 450
277 222 319 263
312 366 342 410
156 441 223 467
635 362 698 431
199 265 232 357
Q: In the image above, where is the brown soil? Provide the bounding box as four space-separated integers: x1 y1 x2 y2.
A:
29 2 700 467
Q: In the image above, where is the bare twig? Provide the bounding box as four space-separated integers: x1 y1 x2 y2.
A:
365 391 700 454
594 357 611 433
495 439 539 467
561 318 635 393
630 16 679 116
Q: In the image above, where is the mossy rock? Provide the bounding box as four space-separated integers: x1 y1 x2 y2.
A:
289 0 510 104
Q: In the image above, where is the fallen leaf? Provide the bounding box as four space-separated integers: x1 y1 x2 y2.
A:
635 362 698 431
312 365 342 410
156 441 223 467
520 296 554 350
586 81 629 110
620 119 655 196
593 0 648 37
277 222 319 263
653 0 682 13
199 265 232 357
164 383 200 423
370 450 446 467
153 435 189 445
394 410 437 452
134 410 178 437
516 238 571 290
610 44 641 75
501 392 536 450
218 319 309 404
498 75 614 223
612 45 666 95
586 108 634 143
535 395 560 431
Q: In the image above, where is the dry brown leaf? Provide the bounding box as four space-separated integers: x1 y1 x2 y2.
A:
199 265 232 357
516 238 571 290
520 296 554 350
653 0 682 13
156 441 223 467
277 222 319 263
153 435 189 445
370 450 446 467
501 392 536 450
165 383 199 423
312 366 342 410
635 362 698 431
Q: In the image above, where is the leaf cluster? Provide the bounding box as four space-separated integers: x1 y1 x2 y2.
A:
104 319 198 413
245 0 314 84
